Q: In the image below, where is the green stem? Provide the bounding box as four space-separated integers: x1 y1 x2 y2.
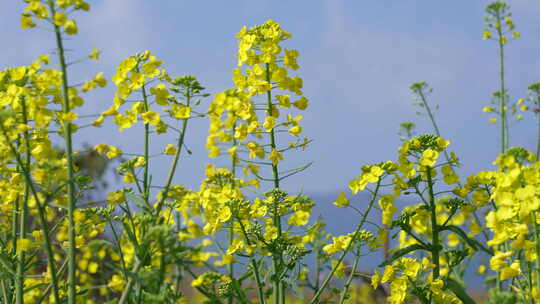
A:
0 122 61 303
1 280 9 304
155 91 191 214
339 243 361 304
12 138 20 304
142 83 151 207
532 213 540 297
527 261 534 304
265 63 283 304
237 217 266 304
417 86 491 244
228 123 238 304
495 14 508 153
15 98 31 304
308 180 381 304
118 260 142 304
108 218 128 280
46 2 78 302
35 259 68 304
417 89 450 161
427 168 440 281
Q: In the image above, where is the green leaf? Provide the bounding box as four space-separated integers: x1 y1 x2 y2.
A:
125 191 149 210
445 277 477 304
0 254 15 277
379 244 429 267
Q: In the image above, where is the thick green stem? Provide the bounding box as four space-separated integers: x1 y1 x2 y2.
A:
46 2 78 302
309 180 381 304
265 63 283 304
1 280 9 304
141 84 151 206
426 168 440 281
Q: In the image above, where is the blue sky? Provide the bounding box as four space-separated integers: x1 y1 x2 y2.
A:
1 0 539 195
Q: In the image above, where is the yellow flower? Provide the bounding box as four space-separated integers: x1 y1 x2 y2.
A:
215 254 235 266
332 191 350 208
420 149 438 167
106 145 122 159
379 194 397 226
141 111 161 126
53 12 67 26
477 264 486 274
64 20 78 35
323 235 352 254
263 116 276 131
171 104 191 119
16 238 33 253
293 97 308 110
106 191 125 205
276 95 291 108
288 210 310 226
500 260 521 281
108 275 125 292
164 144 178 155
88 262 99 274
123 172 135 183
149 83 170 105
371 270 380 289
61 112 78 122
289 125 302 136
94 143 109 154
20 15 36 29
89 47 100 62
268 148 283 165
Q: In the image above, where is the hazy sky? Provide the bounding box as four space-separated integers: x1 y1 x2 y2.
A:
1 0 539 195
